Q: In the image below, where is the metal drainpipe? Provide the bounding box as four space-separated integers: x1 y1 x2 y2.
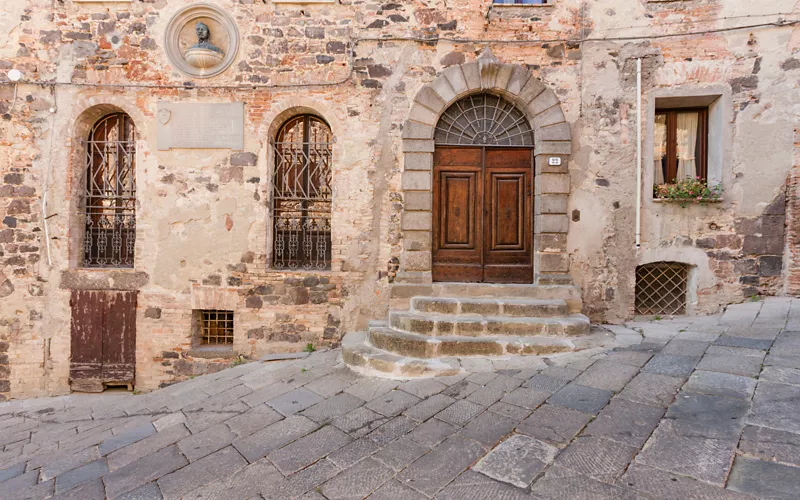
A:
635 58 642 249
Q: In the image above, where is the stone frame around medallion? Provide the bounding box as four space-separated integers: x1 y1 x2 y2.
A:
399 50 573 285
164 3 239 79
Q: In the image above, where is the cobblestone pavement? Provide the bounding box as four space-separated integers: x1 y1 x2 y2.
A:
3 298 800 499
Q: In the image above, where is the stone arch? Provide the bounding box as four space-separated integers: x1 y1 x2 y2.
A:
263 103 335 271
68 102 142 269
399 49 573 285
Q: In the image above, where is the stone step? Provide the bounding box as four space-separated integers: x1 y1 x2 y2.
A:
391 283 583 313
389 311 590 337
410 297 568 317
342 331 462 379
368 327 574 358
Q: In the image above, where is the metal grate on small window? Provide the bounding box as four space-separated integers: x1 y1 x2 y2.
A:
199 310 234 345
635 262 689 316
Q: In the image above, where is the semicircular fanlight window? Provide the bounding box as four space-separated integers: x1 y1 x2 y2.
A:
434 93 533 147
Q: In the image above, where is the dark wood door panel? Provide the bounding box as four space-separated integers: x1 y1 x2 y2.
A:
433 146 533 283
102 291 137 384
70 289 137 392
487 173 526 250
70 290 105 389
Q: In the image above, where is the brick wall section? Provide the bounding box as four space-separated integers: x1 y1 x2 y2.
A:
786 128 800 295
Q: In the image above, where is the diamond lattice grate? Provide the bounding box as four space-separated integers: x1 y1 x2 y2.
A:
635 262 689 316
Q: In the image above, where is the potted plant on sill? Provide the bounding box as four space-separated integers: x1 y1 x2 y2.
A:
653 177 723 208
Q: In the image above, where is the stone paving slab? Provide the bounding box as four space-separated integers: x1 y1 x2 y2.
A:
4 298 800 499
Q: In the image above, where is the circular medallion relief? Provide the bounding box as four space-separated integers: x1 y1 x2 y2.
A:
165 3 239 79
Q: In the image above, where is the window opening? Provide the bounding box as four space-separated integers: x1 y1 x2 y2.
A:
271 115 332 270
82 113 136 268
198 310 234 345
635 262 689 316
434 93 534 147
654 108 708 185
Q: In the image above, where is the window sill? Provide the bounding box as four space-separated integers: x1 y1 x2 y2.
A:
653 198 723 205
187 346 237 359
492 3 554 7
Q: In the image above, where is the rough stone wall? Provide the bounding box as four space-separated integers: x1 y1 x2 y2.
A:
1 0 799 399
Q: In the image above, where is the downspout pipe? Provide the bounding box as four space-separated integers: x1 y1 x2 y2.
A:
635 58 642 249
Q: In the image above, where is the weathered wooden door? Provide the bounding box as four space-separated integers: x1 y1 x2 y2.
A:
433 147 533 283
70 290 137 392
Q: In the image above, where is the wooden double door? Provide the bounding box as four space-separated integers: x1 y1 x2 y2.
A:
70 290 137 392
432 147 534 283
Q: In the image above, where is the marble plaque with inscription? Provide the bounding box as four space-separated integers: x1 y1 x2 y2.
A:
157 102 244 150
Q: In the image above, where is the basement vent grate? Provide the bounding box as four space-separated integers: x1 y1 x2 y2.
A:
198 310 234 345
635 262 689 316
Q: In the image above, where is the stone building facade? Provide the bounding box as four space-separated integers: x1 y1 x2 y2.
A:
0 0 798 399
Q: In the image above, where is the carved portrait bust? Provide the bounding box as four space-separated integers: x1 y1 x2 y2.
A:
165 4 239 78
189 22 223 54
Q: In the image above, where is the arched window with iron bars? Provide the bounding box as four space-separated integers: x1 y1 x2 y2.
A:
82 113 137 268
270 115 332 270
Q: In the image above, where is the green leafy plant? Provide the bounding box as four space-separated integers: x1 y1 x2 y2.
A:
232 355 246 366
750 295 761 302
304 343 317 353
653 315 662 321
654 178 723 207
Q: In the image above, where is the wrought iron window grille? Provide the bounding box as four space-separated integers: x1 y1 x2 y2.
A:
635 262 689 316
434 93 534 147
270 115 333 271
197 309 235 345
81 113 137 268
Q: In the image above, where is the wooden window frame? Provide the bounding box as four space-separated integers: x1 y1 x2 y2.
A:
655 107 709 184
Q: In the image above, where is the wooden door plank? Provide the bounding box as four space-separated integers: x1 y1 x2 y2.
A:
433 147 483 282
70 290 105 392
483 149 533 283
102 291 137 385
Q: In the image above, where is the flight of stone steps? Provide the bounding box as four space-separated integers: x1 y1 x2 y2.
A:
342 284 591 378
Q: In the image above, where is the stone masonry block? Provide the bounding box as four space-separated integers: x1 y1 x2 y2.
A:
535 195 568 215
534 106 566 129
505 66 530 96
403 230 432 251
535 141 572 155
494 64 514 91
402 212 432 231
536 174 570 194
536 214 569 233
404 153 433 171
518 77 546 104
404 192 432 211
528 89 560 116
402 139 435 153
535 155 569 175
537 122 571 142
415 86 447 113
432 76 457 106
461 62 480 92
535 233 567 253
408 104 438 126
442 65 468 96
402 171 431 191
402 122 434 140
536 252 569 273
402 251 432 272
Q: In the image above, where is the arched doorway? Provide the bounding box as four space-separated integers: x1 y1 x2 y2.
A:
432 93 534 283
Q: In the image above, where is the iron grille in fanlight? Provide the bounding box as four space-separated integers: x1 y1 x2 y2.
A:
270 115 333 270
434 93 534 147
82 113 136 268
635 262 689 316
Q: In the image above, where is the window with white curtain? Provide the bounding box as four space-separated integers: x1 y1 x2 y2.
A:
654 108 708 185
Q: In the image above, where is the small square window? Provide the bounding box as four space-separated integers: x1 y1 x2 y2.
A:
196 310 234 345
654 107 709 185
